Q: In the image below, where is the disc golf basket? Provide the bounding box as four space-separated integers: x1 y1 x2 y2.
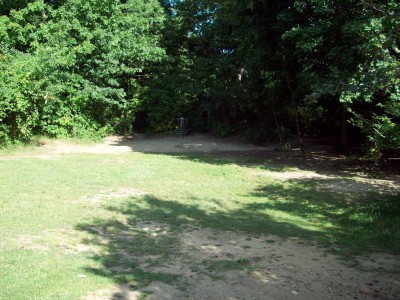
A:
175 117 188 144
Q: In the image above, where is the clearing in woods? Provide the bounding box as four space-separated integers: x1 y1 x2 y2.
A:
0 134 399 299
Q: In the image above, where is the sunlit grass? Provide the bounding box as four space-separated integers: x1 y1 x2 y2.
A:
0 149 398 298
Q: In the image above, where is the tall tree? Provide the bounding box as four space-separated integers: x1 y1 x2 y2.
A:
0 0 166 144
282 0 399 153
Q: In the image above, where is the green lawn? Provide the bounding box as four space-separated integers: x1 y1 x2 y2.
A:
0 149 399 299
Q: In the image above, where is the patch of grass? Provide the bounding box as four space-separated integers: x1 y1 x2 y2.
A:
0 139 38 154
0 147 399 299
0 135 96 154
139 291 153 300
208 274 225 281
203 259 251 272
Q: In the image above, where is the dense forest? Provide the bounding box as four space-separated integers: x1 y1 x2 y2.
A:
0 0 399 156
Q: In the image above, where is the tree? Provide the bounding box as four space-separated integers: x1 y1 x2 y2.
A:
0 0 166 144
1 0 398 156
281 0 399 154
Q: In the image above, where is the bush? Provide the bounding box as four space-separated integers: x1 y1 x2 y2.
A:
365 115 400 158
245 126 291 147
245 127 268 144
210 122 233 137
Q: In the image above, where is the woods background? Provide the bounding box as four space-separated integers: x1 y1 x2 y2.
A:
0 0 399 157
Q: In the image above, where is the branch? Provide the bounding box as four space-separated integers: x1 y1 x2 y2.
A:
374 127 386 138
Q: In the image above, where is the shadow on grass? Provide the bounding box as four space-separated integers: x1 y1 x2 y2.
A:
76 181 399 295
75 142 399 295
76 194 318 296
110 133 400 179
247 179 400 253
77 212 180 285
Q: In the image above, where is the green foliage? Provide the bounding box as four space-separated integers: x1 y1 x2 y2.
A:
1 0 399 155
143 66 196 133
370 115 400 154
210 121 233 138
0 51 40 143
245 127 267 145
0 0 165 144
281 0 399 152
350 106 400 157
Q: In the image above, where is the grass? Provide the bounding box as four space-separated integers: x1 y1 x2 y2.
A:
204 259 251 272
0 146 399 299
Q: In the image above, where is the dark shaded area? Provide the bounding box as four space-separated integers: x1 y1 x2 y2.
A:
109 133 400 177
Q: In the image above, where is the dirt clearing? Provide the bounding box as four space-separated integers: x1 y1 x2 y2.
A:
82 223 400 300
33 133 276 156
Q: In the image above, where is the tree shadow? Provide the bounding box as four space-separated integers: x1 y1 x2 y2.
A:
107 134 356 174
247 179 400 253
76 211 179 286
76 182 399 297
109 134 400 178
76 193 337 292
76 135 399 296
115 139 398 182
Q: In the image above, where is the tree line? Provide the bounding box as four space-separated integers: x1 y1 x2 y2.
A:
1 0 399 156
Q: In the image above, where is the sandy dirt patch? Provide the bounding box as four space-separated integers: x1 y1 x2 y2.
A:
82 223 400 300
30 134 274 157
254 170 400 195
0 134 277 160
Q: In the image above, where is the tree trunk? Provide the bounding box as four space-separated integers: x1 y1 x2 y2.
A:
282 52 304 155
294 99 304 154
272 106 283 150
340 103 348 152
237 65 245 87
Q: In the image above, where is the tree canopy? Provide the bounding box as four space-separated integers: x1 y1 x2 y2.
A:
1 0 399 156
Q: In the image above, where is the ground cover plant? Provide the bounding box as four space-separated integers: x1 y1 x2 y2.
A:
0 136 399 299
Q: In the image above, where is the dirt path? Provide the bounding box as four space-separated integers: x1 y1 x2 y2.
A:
38 134 277 155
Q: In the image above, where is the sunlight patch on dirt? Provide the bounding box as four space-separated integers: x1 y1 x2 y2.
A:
254 170 399 195
135 221 171 237
0 134 276 160
253 170 336 180
319 178 400 195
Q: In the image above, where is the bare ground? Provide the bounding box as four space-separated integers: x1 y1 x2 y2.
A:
4 134 400 299
39 133 277 155
82 222 400 300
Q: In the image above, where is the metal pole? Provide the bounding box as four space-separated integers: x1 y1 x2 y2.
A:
179 117 183 144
